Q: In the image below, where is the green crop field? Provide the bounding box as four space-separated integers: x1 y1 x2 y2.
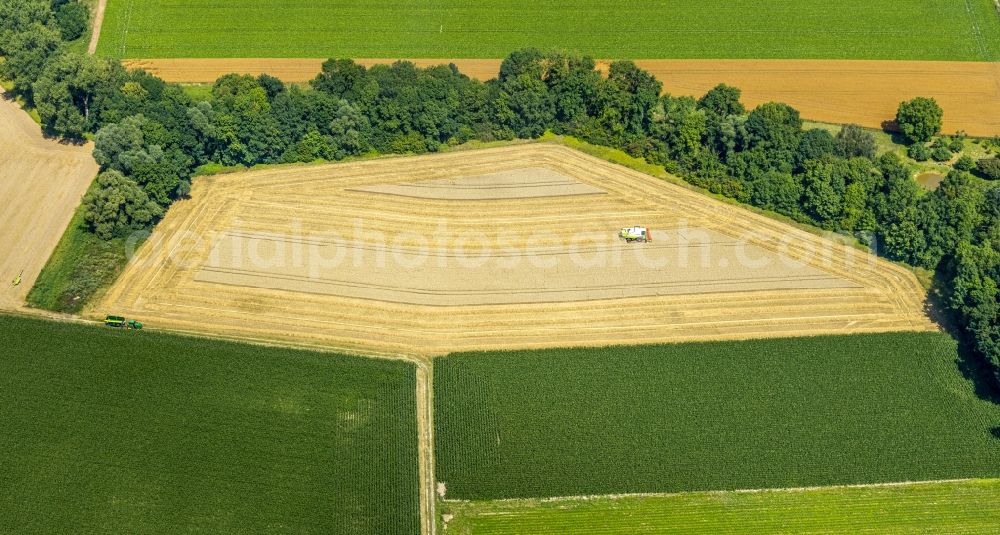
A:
0 314 419 534
434 333 1000 500
442 479 1000 534
96 0 1000 61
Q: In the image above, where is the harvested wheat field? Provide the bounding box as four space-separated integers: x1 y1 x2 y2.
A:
0 92 98 310
97 144 934 357
125 58 1000 136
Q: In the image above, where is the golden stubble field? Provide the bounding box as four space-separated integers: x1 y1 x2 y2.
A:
97 144 935 357
0 93 98 310
125 58 1000 136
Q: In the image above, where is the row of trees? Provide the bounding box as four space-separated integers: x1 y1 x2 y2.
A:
1 2 998 383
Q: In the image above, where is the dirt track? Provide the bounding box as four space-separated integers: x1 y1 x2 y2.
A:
97 144 935 357
88 0 108 55
123 58 1000 136
0 92 98 310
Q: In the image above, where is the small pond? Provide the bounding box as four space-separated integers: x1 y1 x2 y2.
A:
915 172 945 190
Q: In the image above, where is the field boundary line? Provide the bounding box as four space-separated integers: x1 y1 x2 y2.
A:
87 0 108 54
440 477 1000 505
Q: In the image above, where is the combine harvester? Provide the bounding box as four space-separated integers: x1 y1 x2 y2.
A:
619 226 652 243
104 315 143 330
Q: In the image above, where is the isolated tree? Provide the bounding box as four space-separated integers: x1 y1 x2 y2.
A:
54 0 88 40
931 145 952 162
896 97 943 143
907 143 930 162
834 124 877 160
83 170 163 239
949 137 965 153
954 155 976 171
698 83 745 117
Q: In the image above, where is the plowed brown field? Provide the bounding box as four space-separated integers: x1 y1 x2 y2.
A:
96 144 934 357
124 58 1000 136
0 92 98 310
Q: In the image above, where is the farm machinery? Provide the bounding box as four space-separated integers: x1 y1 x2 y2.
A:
619 226 651 243
104 315 143 330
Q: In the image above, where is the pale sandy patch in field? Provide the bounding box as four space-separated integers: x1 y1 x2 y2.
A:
351 167 605 200
124 58 1000 136
97 144 934 356
0 92 98 309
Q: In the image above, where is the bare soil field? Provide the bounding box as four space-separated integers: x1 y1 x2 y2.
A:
97 144 934 357
124 58 1000 136
0 93 98 310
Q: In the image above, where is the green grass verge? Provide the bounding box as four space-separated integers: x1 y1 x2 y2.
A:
95 0 1000 61
0 313 420 534
441 479 1000 534
27 205 138 313
434 333 1000 500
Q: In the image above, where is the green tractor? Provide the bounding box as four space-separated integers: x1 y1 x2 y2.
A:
104 315 143 330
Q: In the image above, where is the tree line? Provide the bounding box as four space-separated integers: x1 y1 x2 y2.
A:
2 1 998 384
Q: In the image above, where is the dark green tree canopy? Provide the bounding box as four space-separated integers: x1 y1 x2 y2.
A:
31 52 107 137
83 170 163 239
746 102 802 154
697 83 745 117
54 0 88 41
795 128 835 169
977 158 1000 181
834 124 877 160
896 97 943 143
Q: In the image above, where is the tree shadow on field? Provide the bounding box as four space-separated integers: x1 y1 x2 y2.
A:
955 341 1000 406
991 427 1000 441
1 85 87 146
926 272 1000 407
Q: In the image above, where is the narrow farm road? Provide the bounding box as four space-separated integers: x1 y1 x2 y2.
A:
415 360 438 535
88 0 108 54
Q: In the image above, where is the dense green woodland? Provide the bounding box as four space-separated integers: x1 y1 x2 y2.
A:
0 314 420 533
2 1 999 381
